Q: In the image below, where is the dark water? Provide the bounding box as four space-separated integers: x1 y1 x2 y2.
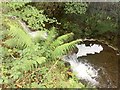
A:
79 41 119 88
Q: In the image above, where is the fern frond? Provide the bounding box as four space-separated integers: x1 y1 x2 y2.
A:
52 39 81 59
4 19 34 49
36 57 46 65
19 56 46 72
57 32 74 42
45 27 57 45
10 57 45 80
52 32 74 48
11 56 46 79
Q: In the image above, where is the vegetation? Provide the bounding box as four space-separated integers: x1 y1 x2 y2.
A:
62 2 118 39
1 2 84 88
1 1 119 88
64 2 88 14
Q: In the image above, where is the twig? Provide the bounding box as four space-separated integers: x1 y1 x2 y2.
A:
10 54 17 59
41 60 59 82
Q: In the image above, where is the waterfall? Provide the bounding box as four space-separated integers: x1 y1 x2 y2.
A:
62 44 104 86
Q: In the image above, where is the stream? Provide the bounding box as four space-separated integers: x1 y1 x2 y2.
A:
63 41 119 88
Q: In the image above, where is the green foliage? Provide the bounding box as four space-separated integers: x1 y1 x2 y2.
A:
51 32 74 48
1 17 82 88
33 27 80 60
4 2 26 10
62 20 80 37
54 32 74 45
4 18 34 49
62 11 117 38
81 13 117 37
53 39 81 58
64 2 88 14
19 5 49 30
3 2 118 88
3 2 58 31
1 2 87 88
10 56 46 80
68 78 85 88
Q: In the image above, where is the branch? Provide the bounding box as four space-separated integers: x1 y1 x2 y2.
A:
41 60 59 82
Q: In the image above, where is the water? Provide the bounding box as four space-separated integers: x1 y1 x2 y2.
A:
63 41 119 88
76 44 103 57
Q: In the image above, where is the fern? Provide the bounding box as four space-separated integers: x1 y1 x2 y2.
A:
20 57 46 72
52 39 81 58
10 56 46 80
40 27 81 59
44 27 57 46
4 18 34 49
2 2 85 88
52 32 74 48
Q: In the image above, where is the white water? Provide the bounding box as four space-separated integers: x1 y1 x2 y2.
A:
29 31 48 39
63 44 104 86
76 44 103 58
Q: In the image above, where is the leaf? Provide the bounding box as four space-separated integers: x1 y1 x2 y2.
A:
52 32 74 47
53 39 81 58
36 57 46 65
4 18 34 49
0 78 3 84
